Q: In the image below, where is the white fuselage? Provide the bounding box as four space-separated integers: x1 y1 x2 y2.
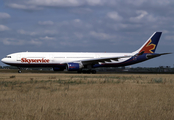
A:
1 52 133 66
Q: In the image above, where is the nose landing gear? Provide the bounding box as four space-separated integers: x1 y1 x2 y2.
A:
18 67 22 73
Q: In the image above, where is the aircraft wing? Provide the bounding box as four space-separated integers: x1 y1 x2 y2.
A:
79 55 133 65
60 55 133 65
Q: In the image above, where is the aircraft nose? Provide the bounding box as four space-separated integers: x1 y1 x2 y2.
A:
1 58 5 63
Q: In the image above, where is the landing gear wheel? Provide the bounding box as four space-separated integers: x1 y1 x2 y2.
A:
87 70 91 74
18 67 22 73
91 70 96 74
82 70 87 74
77 70 82 73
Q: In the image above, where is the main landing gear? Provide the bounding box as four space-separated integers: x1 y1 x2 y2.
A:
77 69 97 74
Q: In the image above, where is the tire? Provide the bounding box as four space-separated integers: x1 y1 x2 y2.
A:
77 70 82 73
91 70 96 74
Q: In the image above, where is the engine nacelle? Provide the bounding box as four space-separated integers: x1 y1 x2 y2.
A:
67 63 83 71
53 67 64 71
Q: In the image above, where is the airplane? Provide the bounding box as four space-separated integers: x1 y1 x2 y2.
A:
1 32 171 73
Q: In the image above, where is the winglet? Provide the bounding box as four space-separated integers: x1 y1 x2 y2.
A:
133 32 162 54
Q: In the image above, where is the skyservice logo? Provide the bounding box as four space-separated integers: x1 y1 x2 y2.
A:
21 58 50 64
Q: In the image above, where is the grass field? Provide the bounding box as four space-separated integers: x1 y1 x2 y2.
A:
0 73 174 120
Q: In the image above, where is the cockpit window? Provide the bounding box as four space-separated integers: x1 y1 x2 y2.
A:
5 56 11 58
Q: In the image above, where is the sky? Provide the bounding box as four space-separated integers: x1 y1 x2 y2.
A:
0 0 173 67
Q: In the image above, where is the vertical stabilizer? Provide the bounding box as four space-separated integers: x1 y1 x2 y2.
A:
133 32 162 54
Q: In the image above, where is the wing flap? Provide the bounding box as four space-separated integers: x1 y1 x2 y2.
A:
81 55 132 65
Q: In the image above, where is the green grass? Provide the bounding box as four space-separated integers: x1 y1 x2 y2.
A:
152 78 163 83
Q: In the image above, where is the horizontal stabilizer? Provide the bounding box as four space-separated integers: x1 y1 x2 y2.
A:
146 53 172 59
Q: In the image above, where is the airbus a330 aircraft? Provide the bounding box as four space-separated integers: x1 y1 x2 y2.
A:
1 32 171 73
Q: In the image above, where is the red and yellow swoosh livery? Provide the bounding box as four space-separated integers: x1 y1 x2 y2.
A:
139 39 156 53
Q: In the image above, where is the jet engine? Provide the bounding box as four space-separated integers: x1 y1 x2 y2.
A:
66 63 83 71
